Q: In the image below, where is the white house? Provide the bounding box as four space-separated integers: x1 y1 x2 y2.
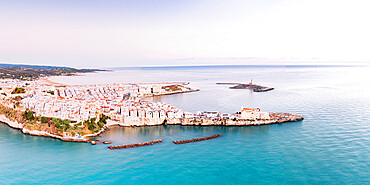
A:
241 107 270 120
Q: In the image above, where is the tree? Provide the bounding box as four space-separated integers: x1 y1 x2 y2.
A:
22 110 35 120
85 119 96 131
41 117 48 124
11 87 26 94
61 119 71 131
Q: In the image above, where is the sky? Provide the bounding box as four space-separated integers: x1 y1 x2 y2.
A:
1 0 370 68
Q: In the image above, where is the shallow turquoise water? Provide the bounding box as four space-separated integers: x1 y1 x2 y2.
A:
1 66 369 184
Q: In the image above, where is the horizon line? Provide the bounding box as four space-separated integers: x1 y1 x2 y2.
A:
0 62 368 70
107 64 362 70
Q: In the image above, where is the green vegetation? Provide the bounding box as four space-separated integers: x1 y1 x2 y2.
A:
73 122 83 130
98 114 109 128
84 117 97 131
23 111 110 134
83 114 110 132
0 64 104 80
46 90 54 95
50 118 72 131
41 116 48 123
0 100 111 137
11 87 26 94
13 96 23 101
22 110 35 120
0 104 21 121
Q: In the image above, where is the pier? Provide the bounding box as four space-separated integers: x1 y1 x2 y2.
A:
108 139 163 149
173 134 221 144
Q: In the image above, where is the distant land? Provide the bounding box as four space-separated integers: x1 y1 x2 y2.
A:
0 63 104 80
0 63 357 81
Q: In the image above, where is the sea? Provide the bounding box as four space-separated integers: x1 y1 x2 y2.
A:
1 65 369 184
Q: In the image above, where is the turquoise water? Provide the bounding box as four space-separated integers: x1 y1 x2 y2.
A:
1 66 370 184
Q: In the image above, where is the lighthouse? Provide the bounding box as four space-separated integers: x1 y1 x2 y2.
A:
249 79 253 85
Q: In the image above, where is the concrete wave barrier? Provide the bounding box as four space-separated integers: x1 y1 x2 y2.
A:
173 134 221 144
108 139 163 149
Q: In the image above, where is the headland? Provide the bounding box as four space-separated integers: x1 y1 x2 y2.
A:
0 75 302 143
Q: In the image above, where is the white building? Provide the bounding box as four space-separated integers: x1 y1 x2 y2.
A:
240 107 270 120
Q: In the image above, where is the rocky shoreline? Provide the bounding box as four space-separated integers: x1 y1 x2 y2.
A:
0 112 303 143
0 72 303 144
166 113 303 126
0 114 90 142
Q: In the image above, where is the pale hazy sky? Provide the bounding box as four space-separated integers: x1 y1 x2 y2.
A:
1 0 370 68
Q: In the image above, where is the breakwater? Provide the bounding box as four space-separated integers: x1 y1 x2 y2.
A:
151 88 199 97
173 134 221 144
108 139 163 149
230 84 274 92
217 82 274 92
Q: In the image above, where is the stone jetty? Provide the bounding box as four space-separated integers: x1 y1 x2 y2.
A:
173 134 221 144
217 81 274 92
108 139 163 149
229 83 274 92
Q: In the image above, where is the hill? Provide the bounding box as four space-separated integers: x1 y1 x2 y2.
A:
0 63 103 80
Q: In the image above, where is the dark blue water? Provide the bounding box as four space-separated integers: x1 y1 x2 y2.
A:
1 66 369 184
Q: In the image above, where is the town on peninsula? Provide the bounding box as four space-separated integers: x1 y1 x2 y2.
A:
0 65 303 143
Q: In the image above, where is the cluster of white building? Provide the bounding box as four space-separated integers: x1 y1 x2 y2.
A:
17 83 191 122
240 107 270 120
0 79 270 125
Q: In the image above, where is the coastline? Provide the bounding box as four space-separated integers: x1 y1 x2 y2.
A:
37 77 66 86
0 74 303 143
0 111 303 143
0 114 89 142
